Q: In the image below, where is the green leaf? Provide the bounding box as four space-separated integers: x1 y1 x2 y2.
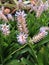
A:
5 60 22 65
21 58 33 65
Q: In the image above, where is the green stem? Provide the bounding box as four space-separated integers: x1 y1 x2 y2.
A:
3 43 27 63
0 45 4 65
28 43 38 64
0 56 4 65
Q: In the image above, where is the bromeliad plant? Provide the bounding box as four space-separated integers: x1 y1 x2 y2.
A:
0 0 49 65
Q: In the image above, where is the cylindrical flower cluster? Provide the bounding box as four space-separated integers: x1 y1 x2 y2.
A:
32 31 47 43
36 2 44 17
0 23 10 35
32 26 49 43
15 10 28 44
15 10 28 34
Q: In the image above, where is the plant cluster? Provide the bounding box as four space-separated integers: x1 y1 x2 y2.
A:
0 0 49 65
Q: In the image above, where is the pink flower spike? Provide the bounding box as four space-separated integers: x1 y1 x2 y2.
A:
0 23 10 35
32 31 48 43
36 2 44 17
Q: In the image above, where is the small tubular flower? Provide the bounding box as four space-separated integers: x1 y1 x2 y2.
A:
17 33 28 44
15 10 26 17
7 14 14 21
40 26 49 32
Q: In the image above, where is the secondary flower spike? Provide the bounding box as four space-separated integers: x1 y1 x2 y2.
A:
36 2 44 17
32 26 49 43
0 23 10 35
32 31 48 43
